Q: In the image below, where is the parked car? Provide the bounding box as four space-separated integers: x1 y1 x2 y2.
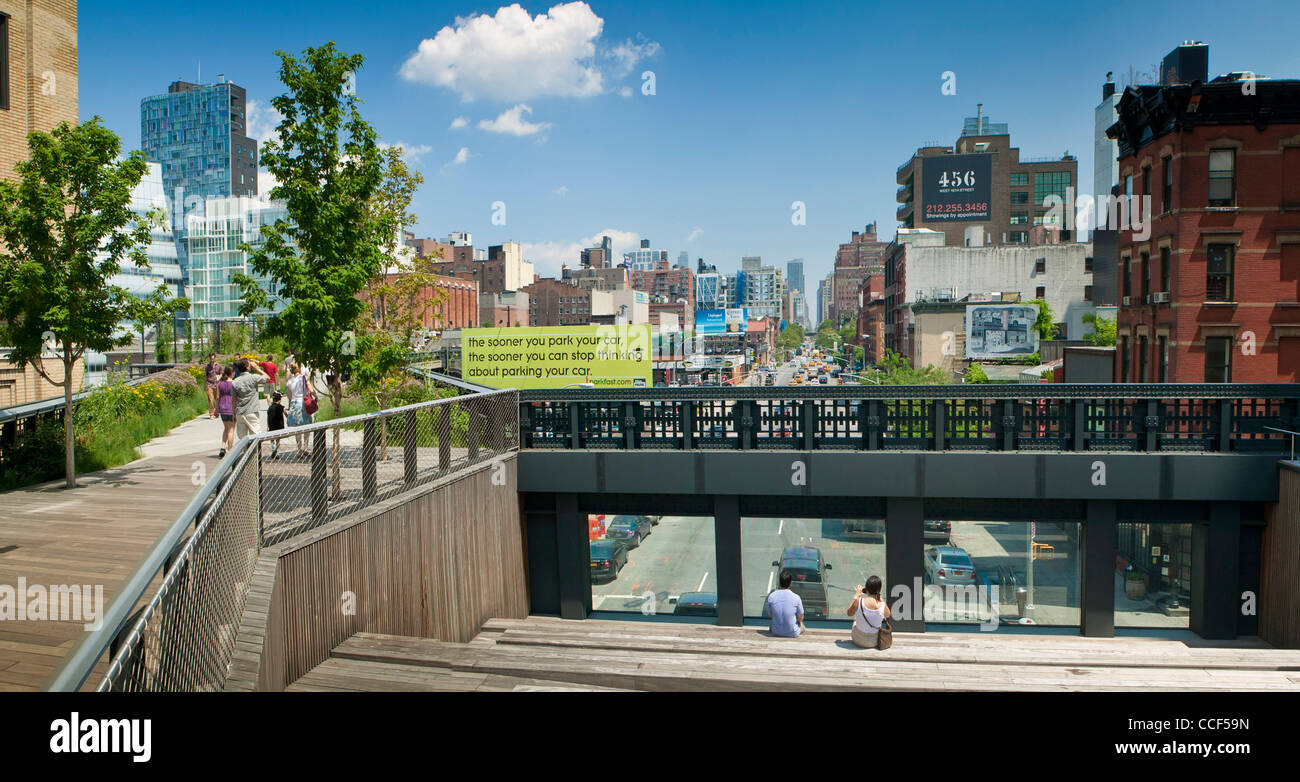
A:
923 520 952 542
925 545 978 586
590 539 628 582
768 545 832 619
623 514 655 535
671 592 718 617
604 516 651 548
818 375 828 384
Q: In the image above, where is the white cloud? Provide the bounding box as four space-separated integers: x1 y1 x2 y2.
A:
400 2 605 102
618 86 632 98
607 35 661 78
478 104 552 136
441 147 471 172
521 228 640 277
379 141 434 164
687 227 704 242
246 99 283 146
553 185 568 196
449 116 469 129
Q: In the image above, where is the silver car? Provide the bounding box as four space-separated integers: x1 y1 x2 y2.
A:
925 545 978 586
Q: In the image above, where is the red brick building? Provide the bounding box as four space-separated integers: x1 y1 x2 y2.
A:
630 260 695 312
856 271 886 366
1107 74 1300 382
831 223 888 325
522 278 592 326
365 273 479 331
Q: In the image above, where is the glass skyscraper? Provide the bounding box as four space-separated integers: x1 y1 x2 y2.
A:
185 196 289 321
140 79 258 233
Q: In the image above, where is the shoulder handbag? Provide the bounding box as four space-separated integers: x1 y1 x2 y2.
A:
861 597 893 650
302 383 319 416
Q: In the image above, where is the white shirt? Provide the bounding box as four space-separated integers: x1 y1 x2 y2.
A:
286 374 306 404
854 597 885 634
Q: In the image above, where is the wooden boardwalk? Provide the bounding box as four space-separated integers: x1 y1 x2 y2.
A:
287 618 1300 692
0 410 238 691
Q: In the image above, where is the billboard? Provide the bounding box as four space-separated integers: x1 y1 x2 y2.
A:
920 153 992 222
462 325 652 389
694 308 748 334
965 304 1039 359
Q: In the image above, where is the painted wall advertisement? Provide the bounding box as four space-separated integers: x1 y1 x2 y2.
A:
694 308 748 334
920 152 992 222
965 304 1039 359
462 325 652 389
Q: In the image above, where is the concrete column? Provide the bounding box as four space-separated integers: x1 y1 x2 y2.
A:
1191 502 1240 639
555 493 590 621
1081 500 1117 637
886 497 925 632
714 495 743 627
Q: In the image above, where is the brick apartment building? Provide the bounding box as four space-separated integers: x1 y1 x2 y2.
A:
630 260 695 311
830 223 888 326
1107 69 1300 382
896 107 1078 249
522 278 592 326
856 272 886 366
403 232 452 264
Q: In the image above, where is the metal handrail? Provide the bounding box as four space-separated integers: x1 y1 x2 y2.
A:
520 382 1300 402
43 372 511 692
43 435 257 692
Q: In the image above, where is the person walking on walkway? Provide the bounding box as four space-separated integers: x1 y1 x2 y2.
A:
847 575 891 649
203 353 222 419
231 358 268 441
266 391 286 459
260 354 280 391
285 362 312 458
216 366 236 457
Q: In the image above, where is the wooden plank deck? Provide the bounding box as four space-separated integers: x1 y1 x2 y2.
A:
285 619 1300 693
0 446 226 691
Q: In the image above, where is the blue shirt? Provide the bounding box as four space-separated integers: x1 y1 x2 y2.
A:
766 589 804 637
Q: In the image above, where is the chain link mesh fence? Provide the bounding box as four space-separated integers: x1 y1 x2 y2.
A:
90 386 517 692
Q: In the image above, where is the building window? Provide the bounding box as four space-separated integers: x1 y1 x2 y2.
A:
1083 285 1093 301
1140 252 1150 299
1009 231 1028 243
1122 258 1131 300
1142 166 1151 198
1159 246 1170 293
1158 336 1169 382
1010 212 1028 225
1205 244 1234 301
1034 171 1072 205
0 12 9 111
1120 336 1130 382
1205 336 1232 383
1010 191 1029 205
1085 256 1093 272
1162 157 1173 213
1035 258 1046 274
1139 336 1149 382
1208 148 1236 206
1035 286 1045 300
1010 172 1028 186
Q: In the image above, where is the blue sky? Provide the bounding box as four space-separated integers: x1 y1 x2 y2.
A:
81 0 1300 288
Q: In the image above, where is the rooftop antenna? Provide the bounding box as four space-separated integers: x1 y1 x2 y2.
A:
197 59 201 84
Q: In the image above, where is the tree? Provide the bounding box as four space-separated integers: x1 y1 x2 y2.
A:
877 349 951 385
964 364 989 384
234 43 395 498
1081 312 1117 346
353 145 443 458
127 284 189 365
776 322 804 350
0 118 154 488
1027 299 1057 341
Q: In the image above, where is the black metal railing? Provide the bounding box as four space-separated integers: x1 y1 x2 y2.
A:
518 384 1300 453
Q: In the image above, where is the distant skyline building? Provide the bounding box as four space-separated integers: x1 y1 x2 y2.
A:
624 238 668 271
582 235 614 268
677 250 689 269
786 259 805 297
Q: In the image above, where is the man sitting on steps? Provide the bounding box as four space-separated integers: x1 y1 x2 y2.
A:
766 569 805 638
